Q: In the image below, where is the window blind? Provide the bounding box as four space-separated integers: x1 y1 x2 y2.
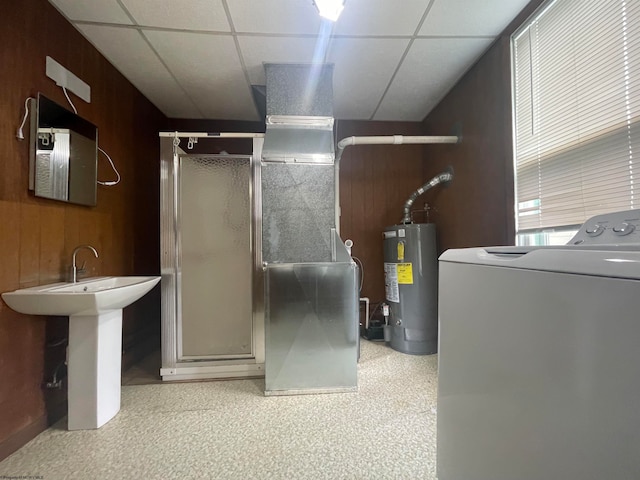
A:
512 0 640 233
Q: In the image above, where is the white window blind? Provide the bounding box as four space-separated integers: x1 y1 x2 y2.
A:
512 0 640 234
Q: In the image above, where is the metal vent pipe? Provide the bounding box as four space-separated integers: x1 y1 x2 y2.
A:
401 170 453 224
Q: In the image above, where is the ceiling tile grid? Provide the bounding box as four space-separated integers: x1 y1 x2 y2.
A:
331 0 431 36
48 0 531 122
77 24 200 118
326 37 411 120
121 0 231 31
143 30 258 120
50 0 133 24
238 36 319 85
419 0 532 36
375 37 495 121
226 0 323 35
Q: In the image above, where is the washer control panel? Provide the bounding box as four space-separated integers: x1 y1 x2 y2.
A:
569 209 640 245
585 224 605 237
612 222 635 235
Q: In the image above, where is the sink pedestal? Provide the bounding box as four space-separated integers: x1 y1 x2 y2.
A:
68 310 123 430
1 275 161 430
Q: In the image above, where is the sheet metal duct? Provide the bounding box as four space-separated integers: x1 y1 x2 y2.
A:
261 65 357 396
261 63 337 263
262 115 334 164
262 64 335 164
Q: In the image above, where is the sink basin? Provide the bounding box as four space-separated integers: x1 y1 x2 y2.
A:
2 275 160 431
2 276 160 316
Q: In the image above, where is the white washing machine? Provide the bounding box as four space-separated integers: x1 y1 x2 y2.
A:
437 209 640 480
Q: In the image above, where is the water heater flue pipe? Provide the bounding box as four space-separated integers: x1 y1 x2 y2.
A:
401 170 453 224
334 134 459 233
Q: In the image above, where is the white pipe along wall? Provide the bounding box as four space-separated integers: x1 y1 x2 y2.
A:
333 135 460 233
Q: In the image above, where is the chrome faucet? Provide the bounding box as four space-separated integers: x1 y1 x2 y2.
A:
72 245 99 283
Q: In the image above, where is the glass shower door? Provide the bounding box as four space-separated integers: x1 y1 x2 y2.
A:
178 155 253 360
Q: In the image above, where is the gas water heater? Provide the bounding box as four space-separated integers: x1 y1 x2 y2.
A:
383 170 453 355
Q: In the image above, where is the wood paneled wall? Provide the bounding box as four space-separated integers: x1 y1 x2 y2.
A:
420 36 516 250
420 0 544 252
337 120 435 303
0 0 165 458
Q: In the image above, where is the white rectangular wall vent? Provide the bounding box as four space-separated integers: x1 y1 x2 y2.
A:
46 56 91 103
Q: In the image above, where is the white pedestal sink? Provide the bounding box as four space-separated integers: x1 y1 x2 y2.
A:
1 276 160 430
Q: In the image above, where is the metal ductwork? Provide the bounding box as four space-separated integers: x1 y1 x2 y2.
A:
261 63 335 164
401 168 454 224
261 63 337 263
262 115 334 163
260 64 358 396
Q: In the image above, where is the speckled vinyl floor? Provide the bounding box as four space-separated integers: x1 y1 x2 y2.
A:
0 340 438 480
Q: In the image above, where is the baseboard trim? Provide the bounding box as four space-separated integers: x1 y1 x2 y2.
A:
0 415 48 462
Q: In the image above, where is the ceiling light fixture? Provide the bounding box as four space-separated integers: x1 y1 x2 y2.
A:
313 0 345 22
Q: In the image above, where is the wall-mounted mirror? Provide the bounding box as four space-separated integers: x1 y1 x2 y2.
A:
29 93 98 206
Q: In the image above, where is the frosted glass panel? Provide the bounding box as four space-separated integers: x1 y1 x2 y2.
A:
179 155 252 357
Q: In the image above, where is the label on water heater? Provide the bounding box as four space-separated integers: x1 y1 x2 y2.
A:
384 263 400 303
397 263 414 284
383 231 397 239
398 229 406 238
397 241 405 261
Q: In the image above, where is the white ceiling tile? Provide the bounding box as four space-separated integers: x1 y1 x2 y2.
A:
144 30 258 120
238 36 319 85
49 0 133 24
375 38 494 121
77 24 199 118
227 0 323 35
121 0 230 31
327 38 409 120
333 0 428 36
420 0 531 36
56 1 531 122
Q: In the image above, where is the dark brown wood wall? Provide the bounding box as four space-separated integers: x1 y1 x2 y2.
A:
419 36 516 250
419 0 544 252
337 120 435 303
0 0 165 458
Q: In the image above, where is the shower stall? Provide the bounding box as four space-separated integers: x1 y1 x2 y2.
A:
159 135 266 380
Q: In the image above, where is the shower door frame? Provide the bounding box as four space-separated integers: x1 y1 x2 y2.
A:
159 135 265 381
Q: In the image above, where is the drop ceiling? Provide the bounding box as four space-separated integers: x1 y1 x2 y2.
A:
49 0 531 122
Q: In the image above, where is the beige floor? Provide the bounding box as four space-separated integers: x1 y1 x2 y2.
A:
0 340 438 480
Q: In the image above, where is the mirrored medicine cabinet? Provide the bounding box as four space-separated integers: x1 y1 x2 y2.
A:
29 93 98 206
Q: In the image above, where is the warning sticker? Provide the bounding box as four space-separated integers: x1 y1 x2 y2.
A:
397 263 414 284
397 241 405 261
384 263 399 303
